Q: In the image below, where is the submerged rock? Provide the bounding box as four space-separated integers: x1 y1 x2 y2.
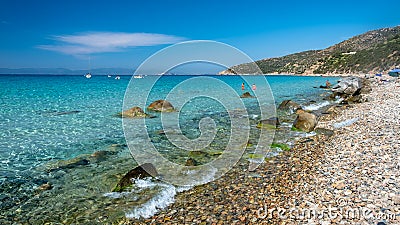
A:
117 106 151 118
185 158 198 166
278 100 301 112
319 85 329 89
89 150 115 162
257 117 280 129
41 110 81 116
48 156 90 172
51 110 81 116
110 143 127 149
240 92 254 98
38 183 53 191
147 100 175 112
188 150 209 158
293 110 317 132
112 163 158 192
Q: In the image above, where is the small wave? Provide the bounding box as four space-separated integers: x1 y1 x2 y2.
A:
103 191 134 199
125 179 177 219
104 178 177 219
334 97 344 104
303 101 331 111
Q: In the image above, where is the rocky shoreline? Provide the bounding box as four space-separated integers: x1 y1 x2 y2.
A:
120 76 399 225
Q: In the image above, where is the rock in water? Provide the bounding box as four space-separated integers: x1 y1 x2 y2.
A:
89 150 114 162
185 158 198 166
48 156 90 171
240 92 254 98
38 183 53 191
112 163 158 192
278 100 301 112
293 110 317 132
52 110 81 116
147 100 175 112
257 117 280 129
188 150 209 158
118 106 150 118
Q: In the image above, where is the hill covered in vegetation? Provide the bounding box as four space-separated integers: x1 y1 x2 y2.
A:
220 26 400 75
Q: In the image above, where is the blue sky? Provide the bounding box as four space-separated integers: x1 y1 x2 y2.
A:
0 0 399 73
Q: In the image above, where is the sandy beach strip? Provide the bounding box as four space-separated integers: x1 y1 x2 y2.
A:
126 77 400 225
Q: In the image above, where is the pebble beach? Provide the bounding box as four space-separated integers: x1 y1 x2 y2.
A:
125 76 400 225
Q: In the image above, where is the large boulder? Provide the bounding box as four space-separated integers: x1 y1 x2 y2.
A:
278 100 301 112
331 77 362 96
112 163 158 192
331 77 371 104
147 100 175 112
293 110 317 132
257 117 280 129
240 92 254 98
118 106 150 118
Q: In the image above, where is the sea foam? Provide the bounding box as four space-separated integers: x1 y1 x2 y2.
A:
125 179 177 219
303 101 331 111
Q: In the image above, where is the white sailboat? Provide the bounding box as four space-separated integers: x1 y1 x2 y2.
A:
85 56 92 79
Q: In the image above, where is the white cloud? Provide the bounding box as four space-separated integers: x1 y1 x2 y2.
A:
37 32 186 55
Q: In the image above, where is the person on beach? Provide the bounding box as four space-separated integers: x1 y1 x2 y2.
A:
325 80 331 88
252 84 256 91
241 82 245 91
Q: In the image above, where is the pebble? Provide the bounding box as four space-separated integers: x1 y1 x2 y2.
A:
344 190 352 195
332 180 346 190
393 196 400 205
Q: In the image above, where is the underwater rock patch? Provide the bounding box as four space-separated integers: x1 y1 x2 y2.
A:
117 106 152 118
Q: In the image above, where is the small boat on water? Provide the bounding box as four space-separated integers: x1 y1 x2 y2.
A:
133 75 144 79
115 76 121 80
107 75 112 78
85 73 92 79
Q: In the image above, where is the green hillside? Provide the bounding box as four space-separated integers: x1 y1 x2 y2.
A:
222 26 400 75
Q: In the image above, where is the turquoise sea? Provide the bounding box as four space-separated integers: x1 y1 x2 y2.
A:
0 75 338 224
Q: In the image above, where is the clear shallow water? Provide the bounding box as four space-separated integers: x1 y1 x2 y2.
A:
0 75 338 223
